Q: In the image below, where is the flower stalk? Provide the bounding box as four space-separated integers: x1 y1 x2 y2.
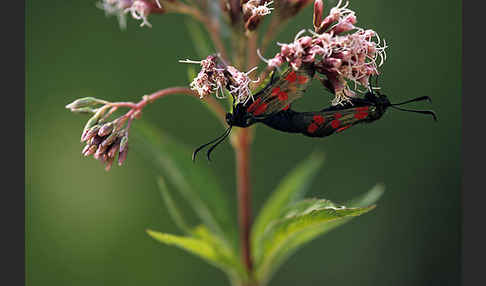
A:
234 127 254 278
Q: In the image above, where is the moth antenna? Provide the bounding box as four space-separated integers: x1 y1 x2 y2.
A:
192 125 232 162
391 106 438 121
392 96 432 106
206 126 232 161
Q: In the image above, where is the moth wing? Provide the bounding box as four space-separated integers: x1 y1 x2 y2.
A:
246 64 315 117
295 105 374 137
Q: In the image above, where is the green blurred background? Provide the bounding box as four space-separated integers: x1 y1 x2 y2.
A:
26 0 461 285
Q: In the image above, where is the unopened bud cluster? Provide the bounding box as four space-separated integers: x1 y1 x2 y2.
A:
66 98 131 171
261 0 387 105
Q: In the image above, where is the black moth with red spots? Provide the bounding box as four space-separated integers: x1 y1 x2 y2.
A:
229 87 391 137
255 92 397 137
193 65 437 161
230 87 436 138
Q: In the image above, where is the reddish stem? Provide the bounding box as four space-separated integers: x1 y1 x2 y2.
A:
108 87 227 126
234 128 254 276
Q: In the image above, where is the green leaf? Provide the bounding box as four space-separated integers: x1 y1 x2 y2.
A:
251 152 325 261
132 121 237 251
157 176 192 234
191 225 247 280
147 227 245 282
255 185 385 285
281 198 337 218
256 203 376 283
147 229 218 264
346 183 385 208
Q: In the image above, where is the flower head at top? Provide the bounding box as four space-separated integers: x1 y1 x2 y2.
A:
259 0 388 105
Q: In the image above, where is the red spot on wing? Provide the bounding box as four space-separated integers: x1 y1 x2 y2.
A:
271 87 281 97
285 71 297 83
334 113 342 119
307 123 319 133
253 102 268 116
277 91 288 101
356 106 369 112
354 106 369 120
297 75 309 84
331 119 340 129
282 104 290 111
247 98 262 113
354 111 369 120
337 125 351 132
313 115 325 125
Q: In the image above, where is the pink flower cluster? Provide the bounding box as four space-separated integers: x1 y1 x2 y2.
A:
181 56 259 104
97 0 164 29
260 0 387 105
242 1 274 30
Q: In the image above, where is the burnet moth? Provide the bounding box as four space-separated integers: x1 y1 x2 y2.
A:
192 64 437 162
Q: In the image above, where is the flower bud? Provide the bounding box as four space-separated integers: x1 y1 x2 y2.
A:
119 135 129 153
98 122 115 137
101 132 118 148
298 36 313 48
313 0 324 31
82 125 101 142
118 148 128 166
331 21 355 35
83 145 98 157
107 140 121 158
70 107 97 114
317 13 339 34
267 54 284 68
104 155 115 171
245 14 262 31
323 58 342 68
82 144 91 155
81 105 109 140
65 97 106 111
100 153 108 162
89 135 104 146
281 45 292 57
94 145 108 160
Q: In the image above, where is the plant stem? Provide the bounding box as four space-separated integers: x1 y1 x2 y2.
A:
230 26 256 281
108 87 227 127
234 127 254 280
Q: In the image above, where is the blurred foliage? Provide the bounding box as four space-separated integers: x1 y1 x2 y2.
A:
134 121 382 285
